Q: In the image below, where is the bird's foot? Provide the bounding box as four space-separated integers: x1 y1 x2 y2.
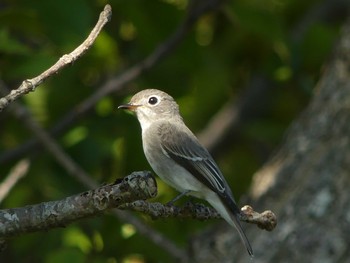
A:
166 190 191 206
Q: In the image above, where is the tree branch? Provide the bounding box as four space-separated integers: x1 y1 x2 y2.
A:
0 171 156 238
120 201 276 231
0 0 224 165
0 4 112 112
0 0 224 257
0 83 188 260
0 1 240 261
0 169 276 241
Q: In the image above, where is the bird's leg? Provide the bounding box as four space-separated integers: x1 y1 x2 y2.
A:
166 190 191 205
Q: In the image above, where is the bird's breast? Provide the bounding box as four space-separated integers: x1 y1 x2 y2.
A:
141 127 208 195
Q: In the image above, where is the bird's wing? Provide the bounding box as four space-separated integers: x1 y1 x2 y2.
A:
158 122 250 255
158 121 232 197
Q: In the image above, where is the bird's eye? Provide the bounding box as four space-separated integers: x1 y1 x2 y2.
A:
148 96 159 105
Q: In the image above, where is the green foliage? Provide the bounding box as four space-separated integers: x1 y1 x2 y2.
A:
0 0 343 262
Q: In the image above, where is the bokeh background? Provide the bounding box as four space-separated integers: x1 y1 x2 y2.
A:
0 0 346 262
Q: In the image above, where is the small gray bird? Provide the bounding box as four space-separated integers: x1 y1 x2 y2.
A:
119 89 253 256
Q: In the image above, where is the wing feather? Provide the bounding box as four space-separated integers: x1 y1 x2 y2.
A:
157 122 249 253
158 122 226 194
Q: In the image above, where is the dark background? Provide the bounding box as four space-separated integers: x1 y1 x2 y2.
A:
0 0 347 262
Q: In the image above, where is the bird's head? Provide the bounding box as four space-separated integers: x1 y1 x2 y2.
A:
118 89 181 129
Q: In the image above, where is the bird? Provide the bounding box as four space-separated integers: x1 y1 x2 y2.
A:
118 89 253 256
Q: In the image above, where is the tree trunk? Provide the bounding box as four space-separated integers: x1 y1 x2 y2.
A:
189 17 350 263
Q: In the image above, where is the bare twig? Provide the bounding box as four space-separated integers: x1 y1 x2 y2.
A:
120 201 277 231
120 200 221 220
0 4 188 257
0 159 30 204
0 5 112 112
0 83 188 260
43 0 225 134
0 171 157 238
0 1 226 261
0 1 210 257
1 74 190 261
0 0 224 165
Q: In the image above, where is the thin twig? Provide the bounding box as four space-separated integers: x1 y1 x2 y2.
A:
6 99 189 260
0 1 225 261
0 5 112 112
0 70 188 263
46 0 225 133
0 0 224 165
0 159 30 204
0 2 198 257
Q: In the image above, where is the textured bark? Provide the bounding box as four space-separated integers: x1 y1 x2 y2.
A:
189 18 350 263
0 171 156 238
0 5 112 112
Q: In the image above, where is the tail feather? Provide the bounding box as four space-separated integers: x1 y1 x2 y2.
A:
207 193 253 257
229 212 254 257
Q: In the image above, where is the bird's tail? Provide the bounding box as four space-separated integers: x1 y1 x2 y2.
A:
228 211 254 257
207 194 253 257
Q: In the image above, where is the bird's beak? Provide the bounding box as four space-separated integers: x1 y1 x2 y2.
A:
118 103 140 111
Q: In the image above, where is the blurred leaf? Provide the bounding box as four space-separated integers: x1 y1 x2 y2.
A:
95 97 114 116
63 227 92 254
0 0 341 262
119 21 137 41
121 224 137 239
274 65 293 82
63 126 89 147
93 231 104 252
